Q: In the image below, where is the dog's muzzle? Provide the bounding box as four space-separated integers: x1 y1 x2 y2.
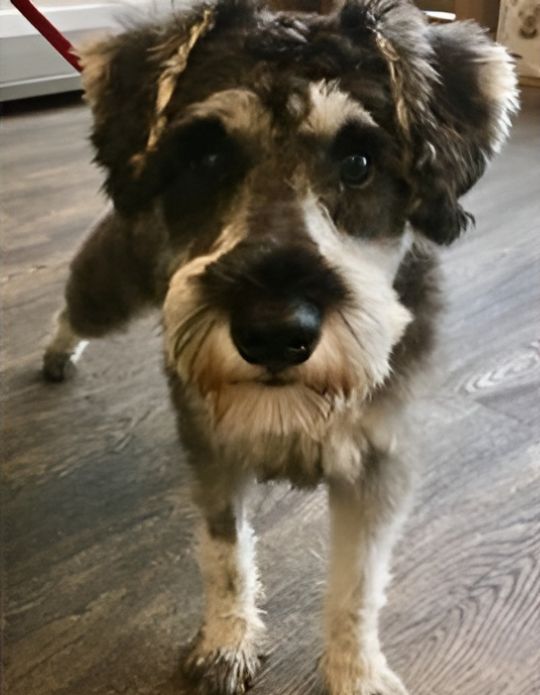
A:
230 299 321 371
199 234 348 376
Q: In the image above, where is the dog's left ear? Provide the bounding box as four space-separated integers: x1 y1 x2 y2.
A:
409 22 519 244
77 7 216 215
78 25 166 214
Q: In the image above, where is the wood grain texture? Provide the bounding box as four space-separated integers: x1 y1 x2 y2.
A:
1 89 540 695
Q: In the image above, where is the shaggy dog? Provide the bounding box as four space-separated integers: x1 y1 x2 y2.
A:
43 1 518 693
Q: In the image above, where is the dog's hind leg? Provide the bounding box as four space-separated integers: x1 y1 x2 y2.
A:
321 447 412 695
183 466 265 695
43 308 90 382
43 209 160 381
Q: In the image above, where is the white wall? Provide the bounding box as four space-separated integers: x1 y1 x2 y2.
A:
0 1 191 100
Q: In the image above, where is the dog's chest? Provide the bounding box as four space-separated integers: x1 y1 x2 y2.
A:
197 395 396 487
172 375 402 487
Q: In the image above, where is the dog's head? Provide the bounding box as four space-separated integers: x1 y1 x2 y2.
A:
80 0 517 442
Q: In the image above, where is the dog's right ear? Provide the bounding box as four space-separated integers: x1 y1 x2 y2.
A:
338 1 518 246
78 7 218 215
407 22 519 245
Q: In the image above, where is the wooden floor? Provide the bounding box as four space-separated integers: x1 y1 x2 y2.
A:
2 89 540 695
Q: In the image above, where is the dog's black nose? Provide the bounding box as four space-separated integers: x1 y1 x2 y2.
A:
231 301 321 370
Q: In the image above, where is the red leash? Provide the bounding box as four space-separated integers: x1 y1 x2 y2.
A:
11 0 82 72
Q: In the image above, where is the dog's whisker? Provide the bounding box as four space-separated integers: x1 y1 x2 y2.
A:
172 327 199 364
338 309 365 353
171 307 212 363
187 318 217 383
175 305 211 336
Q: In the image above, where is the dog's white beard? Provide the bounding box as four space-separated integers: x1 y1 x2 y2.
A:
164 276 411 446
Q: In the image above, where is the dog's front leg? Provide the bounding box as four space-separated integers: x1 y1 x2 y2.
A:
321 458 411 695
184 469 265 695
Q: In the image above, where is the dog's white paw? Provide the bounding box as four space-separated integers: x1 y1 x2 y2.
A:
183 632 262 695
321 650 408 695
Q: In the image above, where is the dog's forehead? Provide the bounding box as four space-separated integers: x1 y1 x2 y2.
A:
163 12 394 141
174 78 377 144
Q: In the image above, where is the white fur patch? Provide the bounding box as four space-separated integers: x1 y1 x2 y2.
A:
322 482 410 695
71 339 89 364
477 43 520 153
302 193 412 373
302 80 376 138
196 521 264 653
45 309 87 359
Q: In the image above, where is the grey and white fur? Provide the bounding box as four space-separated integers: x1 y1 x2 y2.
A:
43 1 518 693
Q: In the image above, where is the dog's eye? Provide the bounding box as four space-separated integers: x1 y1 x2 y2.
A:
340 154 371 188
167 117 234 182
200 152 221 168
190 150 226 175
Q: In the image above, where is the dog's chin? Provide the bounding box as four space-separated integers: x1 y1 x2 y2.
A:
252 372 297 387
165 306 408 442
200 377 350 442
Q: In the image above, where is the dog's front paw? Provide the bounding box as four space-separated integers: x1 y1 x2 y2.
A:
321 650 408 695
183 633 262 695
